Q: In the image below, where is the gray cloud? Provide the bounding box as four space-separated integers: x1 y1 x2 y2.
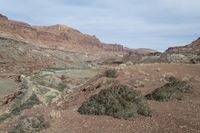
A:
0 0 199 51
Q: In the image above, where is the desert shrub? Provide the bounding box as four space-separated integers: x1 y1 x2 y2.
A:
146 77 191 102
0 113 11 122
105 69 118 78
78 85 151 119
0 80 37 122
126 61 133 66
11 94 40 115
57 82 69 92
105 79 114 85
0 94 41 122
46 95 56 104
33 73 69 92
190 57 200 64
21 79 28 90
14 78 29 103
133 79 145 88
8 115 49 133
11 94 41 115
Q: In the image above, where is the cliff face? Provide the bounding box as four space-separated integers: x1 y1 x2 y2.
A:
0 14 127 53
166 38 200 54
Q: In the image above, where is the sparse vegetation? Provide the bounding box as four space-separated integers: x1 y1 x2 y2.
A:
45 67 66 72
32 73 69 92
105 78 114 85
190 56 200 64
46 95 56 104
78 85 151 119
126 61 133 66
105 69 118 78
57 82 69 92
38 87 49 95
8 115 49 133
0 113 11 122
11 94 41 115
146 77 191 102
133 79 145 88
0 94 40 122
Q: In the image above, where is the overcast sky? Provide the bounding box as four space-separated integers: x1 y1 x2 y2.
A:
0 0 200 51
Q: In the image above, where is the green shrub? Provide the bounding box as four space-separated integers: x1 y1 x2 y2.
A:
78 85 151 119
146 77 191 102
105 69 118 78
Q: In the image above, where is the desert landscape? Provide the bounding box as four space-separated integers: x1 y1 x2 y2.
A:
0 13 200 133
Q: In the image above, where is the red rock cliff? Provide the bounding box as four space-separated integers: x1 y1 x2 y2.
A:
166 37 200 54
0 14 128 54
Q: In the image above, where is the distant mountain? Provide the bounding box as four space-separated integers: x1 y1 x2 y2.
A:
0 13 157 55
0 14 128 54
166 37 200 54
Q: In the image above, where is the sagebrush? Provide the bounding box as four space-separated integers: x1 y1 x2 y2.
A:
78 85 151 119
146 77 191 101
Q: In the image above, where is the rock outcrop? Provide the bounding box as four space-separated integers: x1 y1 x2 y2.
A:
0 14 127 54
166 37 200 54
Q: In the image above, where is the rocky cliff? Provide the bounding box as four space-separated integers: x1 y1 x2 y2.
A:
0 14 127 54
166 37 200 54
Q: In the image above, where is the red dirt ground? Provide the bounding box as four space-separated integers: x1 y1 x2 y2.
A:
0 64 200 133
